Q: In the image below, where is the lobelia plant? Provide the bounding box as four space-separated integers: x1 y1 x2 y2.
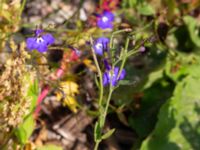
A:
91 29 151 149
92 2 153 148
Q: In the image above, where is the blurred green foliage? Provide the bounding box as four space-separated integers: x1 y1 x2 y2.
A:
115 0 200 149
141 64 200 150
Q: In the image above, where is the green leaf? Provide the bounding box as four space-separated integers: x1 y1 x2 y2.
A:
129 78 174 138
141 65 200 150
164 54 199 82
183 16 200 47
165 60 188 82
137 3 155 16
143 69 164 90
28 79 39 111
118 80 136 86
101 129 115 140
122 0 137 8
14 78 38 144
165 0 176 20
15 115 35 144
94 121 102 142
36 144 63 150
128 0 137 8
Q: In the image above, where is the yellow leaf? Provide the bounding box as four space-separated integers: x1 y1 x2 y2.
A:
59 81 79 95
56 81 79 113
83 59 97 72
63 96 78 113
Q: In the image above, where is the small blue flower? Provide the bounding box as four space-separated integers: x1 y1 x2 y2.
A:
93 37 110 55
97 11 114 29
103 66 126 86
26 29 55 53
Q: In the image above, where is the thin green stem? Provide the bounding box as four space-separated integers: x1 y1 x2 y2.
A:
109 29 132 64
109 29 132 49
103 86 114 124
114 50 139 66
117 38 129 79
129 21 154 35
90 37 104 107
94 75 114 150
90 37 106 150
126 49 140 58
114 37 151 66
48 47 65 50
19 0 27 17
94 140 100 150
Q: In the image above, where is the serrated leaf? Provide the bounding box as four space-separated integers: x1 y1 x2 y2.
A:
183 16 200 47
102 129 115 140
129 78 174 138
141 66 200 150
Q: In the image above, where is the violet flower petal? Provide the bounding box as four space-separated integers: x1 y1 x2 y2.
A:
103 72 109 86
35 29 44 36
36 42 48 52
97 20 113 29
103 67 126 87
42 33 55 45
118 69 126 80
103 11 114 22
26 37 37 50
94 37 110 55
97 11 114 29
104 59 111 70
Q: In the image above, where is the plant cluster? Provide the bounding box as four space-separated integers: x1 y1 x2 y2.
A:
0 0 200 150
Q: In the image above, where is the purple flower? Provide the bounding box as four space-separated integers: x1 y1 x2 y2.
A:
93 37 110 55
103 67 126 86
97 11 114 29
139 46 146 52
26 29 55 53
104 59 111 70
